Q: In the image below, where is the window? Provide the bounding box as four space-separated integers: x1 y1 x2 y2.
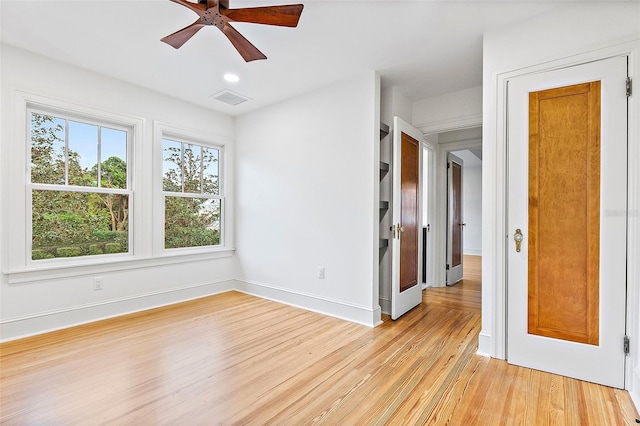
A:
162 138 222 249
28 110 131 261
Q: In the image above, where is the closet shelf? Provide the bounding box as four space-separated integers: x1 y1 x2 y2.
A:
380 122 390 140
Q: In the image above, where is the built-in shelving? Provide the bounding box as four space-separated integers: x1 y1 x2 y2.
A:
380 161 389 179
378 120 391 315
380 122 389 139
379 122 390 256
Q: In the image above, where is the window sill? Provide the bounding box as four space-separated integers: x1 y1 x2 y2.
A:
4 248 236 284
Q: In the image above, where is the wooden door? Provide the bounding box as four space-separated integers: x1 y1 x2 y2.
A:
507 56 628 388
446 153 464 285
391 117 423 320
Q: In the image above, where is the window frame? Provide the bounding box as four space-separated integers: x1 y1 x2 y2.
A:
154 122 227 256
25 106 134 265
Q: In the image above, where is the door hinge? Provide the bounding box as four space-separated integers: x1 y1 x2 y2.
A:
627 77 632 97
447 162 450 169
446 264 450 270
624 336 630 355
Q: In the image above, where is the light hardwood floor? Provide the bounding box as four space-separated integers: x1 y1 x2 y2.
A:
1 255 638 424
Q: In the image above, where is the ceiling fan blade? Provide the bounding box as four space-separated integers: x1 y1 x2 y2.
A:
168 0 206 14
221 5 304 27
161 20 206 49
221 24 267 62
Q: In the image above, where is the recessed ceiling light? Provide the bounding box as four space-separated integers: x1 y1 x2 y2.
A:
224 73 240 83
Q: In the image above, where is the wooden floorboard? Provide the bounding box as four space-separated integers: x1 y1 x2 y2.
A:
1 255 638 424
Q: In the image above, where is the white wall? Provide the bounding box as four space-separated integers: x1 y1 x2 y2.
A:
0 46 239 340
413 86 482 134
234 72 382 326
381 86 412 126
481 1 640 409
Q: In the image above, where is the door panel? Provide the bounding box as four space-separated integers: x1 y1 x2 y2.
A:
452 161 462 267
507 56 627 388
391 117 423 320
400 132 419 292
446 153 464 285
528 82 600 345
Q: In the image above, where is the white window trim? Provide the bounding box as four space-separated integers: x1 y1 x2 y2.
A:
153 121 230 256
4 91 146 278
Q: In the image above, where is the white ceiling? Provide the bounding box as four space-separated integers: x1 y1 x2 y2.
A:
1 0 566 116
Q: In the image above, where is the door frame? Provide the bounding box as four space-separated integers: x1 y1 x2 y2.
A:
487 42 639 392
422 136 437 288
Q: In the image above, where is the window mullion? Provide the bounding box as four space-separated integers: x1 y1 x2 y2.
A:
180 142 185 193
64 118 69 185
30 183 131 195
200 146 204 194
97 126 102 188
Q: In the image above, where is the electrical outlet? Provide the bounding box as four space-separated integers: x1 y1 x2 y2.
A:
318 267 325 279
93 277 104 291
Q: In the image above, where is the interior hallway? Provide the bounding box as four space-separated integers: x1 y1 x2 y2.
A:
1 256 638 424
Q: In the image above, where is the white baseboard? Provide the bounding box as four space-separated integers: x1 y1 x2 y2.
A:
0 279 235 342
1 278 387 342
236 279 381 328
379 296 391 315
476 330 492 357
463 249 482 256
631 365 640 414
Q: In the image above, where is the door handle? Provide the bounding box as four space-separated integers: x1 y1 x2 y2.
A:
514 228 524 253
390 223 404 239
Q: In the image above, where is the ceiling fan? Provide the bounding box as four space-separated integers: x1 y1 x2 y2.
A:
161 0 304 62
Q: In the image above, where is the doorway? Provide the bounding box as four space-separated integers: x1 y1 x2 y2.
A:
426 126 482 288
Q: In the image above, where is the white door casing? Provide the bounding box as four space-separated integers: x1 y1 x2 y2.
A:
507 56 628 388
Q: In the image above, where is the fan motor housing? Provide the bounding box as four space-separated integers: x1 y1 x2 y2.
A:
202 9 226 29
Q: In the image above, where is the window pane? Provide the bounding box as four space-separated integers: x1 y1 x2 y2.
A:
202 147 219 195
183 143 202 194
30 113 66 185
68 120 98 187
163 139 182 192
32 190 129 260
100 127 127 189
164 197 220 249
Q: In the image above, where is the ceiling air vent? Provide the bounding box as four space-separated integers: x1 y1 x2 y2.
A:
211 89 251 106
